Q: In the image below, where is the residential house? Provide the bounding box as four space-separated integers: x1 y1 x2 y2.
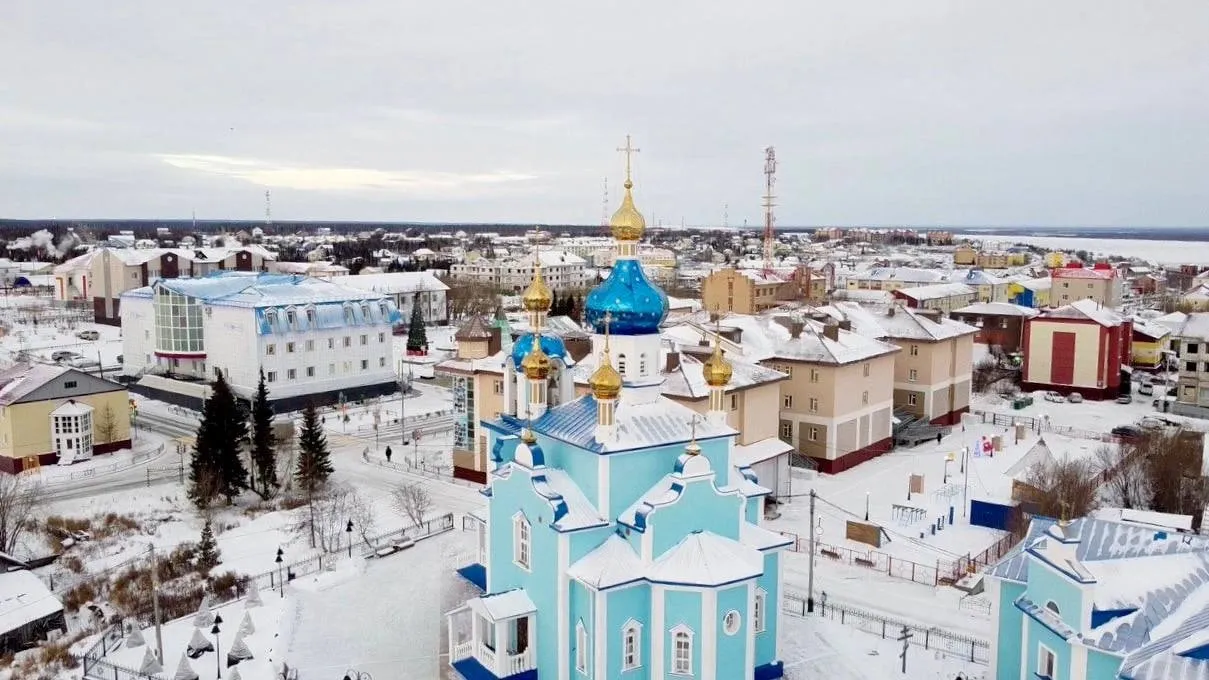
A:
892 282 979 314
952 302 1041 353
1021 300 1132 400
449 250 593 293
985 515 1209 680
1130 319 1171 370
1171 312 1209 419
959 269 1011 303
1008 277 1053 309
1051 263 1124 308
845 267 946 293
0 364 131 474
701 268 788 315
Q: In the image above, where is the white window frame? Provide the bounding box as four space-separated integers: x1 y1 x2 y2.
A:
1037 643 1056 679
513 513 531 570
783 394 793 408
909 344 919 356
575 620 589 673
670 624 693 676
722 610 741 635
808 397 819 413
908 368 918 382
755 588 767 633
622 620 642 670
907 393 918 406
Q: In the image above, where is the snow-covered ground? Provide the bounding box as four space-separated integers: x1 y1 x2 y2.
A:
956 234 1209 265
781 614 985 680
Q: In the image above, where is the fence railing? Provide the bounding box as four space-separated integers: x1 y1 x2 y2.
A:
779 531 941 587
970 408 1112 443
37 444 166 489
782 592 990 665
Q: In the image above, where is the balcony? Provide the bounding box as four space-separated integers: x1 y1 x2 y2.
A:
448 590 537 680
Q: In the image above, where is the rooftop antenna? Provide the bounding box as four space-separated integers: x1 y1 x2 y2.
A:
762 146 777 277
264 190 272 226
723 203 729 230
601 177 609 229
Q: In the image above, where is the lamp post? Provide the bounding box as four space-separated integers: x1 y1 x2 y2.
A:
275 548 284 598
943 453 955 485
864 491 870 522
346 519 354 559
211 614 223 679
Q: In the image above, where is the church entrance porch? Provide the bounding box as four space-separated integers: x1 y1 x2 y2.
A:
447 589 537 679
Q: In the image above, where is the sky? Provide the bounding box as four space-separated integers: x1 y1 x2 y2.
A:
2 1 1208 227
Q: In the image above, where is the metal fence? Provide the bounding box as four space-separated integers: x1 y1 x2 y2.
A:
38 444 166 489
782 592 990 665
78 623 160 680
779 531 941 587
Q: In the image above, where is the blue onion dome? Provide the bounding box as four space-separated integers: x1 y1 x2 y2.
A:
510 332 567 368
584 259 669 335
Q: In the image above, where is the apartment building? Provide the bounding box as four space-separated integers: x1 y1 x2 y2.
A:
893 282 978 314
959 269 1011 303
1050 263 1124 308
338 271 450 326
54 246 276 325
701 268 788 314
823 302 977 424
846 267 946 293
1172 312 1209 418
951 302 1040 353
1021 300 1132 400
1007 277 1052 309
448 250 592 293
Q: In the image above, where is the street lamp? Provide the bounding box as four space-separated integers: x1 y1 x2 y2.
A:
943 452 955 485
345 520 354 559
211 614 223 679
275 548 284 598
864 491 870 522
344 670 373 680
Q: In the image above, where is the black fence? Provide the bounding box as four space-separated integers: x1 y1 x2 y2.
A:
782 592 989 665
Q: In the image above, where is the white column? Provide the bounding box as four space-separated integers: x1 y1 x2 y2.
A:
558 536 570 680
775 558 784 661
745 582 756 679
448 614 455 663
594 590 608 679
493 620 504 677
701 589 718 680
652 586 665 679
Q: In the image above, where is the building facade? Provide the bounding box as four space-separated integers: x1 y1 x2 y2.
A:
1021 301 1132 400
951 302 1041 354
450 251 594 293
448 151 789 680
701 269 787 315
120 273 401 411
0 364 131 474
338 271 450 326
1172 313 1209 418
892 282 979 314
1051 264 1124 308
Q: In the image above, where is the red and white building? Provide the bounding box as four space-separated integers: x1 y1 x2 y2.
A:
1021 300 1133 400
1050 262 1124 308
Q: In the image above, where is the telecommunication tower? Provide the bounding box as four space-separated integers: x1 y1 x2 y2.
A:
265 190 272 226
762 146 777 276
602 177 609 228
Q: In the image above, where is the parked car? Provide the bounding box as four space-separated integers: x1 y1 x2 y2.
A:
1066 392 1084 403
1111 425 1143 440
1116 394 1133 404
51 351 78 362
1138 383 1154 396
1043 391 1065 403
75 330 100 340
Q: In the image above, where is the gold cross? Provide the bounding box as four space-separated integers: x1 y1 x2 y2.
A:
602 311 613 349
617 134 641 183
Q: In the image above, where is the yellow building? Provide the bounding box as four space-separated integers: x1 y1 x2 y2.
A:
1130 320 1170 369
0 364 132 474
1045 252 1067 268
701 268 787 314
954 245 978 265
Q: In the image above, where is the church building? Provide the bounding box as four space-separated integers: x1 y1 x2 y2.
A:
447 140 790 680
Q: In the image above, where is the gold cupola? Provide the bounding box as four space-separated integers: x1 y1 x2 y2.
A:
702 340 733 388
610 134 646 243
521 342 551 381
521 262 552 313
589 317 622 401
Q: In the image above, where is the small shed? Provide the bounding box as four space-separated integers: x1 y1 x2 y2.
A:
970 499 1022 532
0 570 66 653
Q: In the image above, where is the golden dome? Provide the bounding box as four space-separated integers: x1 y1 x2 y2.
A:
589 350 622 401
521 266 552 313
702 342 733 388
521 343 551 380
684 439 702 456
610 180 646 242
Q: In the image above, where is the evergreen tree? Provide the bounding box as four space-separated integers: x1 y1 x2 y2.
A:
294 404 333 494
249 369 278 499
550 290 560 317
188 372 249 508
196 518 221 571
406 296 428 353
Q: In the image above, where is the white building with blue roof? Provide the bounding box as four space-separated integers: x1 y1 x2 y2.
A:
120 272 402 410
446 142 790 680
985 515 1209 680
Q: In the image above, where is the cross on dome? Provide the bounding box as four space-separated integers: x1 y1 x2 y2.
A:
685 414 702 456
616 134 641 188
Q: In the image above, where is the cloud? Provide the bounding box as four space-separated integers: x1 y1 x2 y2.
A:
155 154 539 195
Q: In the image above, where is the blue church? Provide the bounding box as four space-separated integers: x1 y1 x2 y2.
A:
447 143 790 680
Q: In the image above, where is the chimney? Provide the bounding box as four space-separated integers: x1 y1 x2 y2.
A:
790 320 805 339
665 350 681 373
822 322 840 341
838 318 851 331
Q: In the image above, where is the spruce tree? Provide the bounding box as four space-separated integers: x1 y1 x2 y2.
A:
249 369 278 498
188 371 249 508
294 404 333 494
406 296 427 353
197 518 221 571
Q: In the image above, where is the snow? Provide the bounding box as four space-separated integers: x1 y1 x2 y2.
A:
733 438 795 467
1041 299 1124 327
1083 552 1209 611
647 531 764 587
0 570 62 634
952 302 1040 318
469 589 537 622
960 234 1209 265
566 535 645 590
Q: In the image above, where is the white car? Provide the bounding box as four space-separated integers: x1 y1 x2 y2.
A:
1043 391 1065 403
1067 392 1084 403
1138 383 1154 396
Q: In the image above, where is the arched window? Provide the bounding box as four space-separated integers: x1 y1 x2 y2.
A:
755 588 767 633
575 620 589 673
622 620 642 670
512 513 531 570
617 354 627 376
343 304 355 324
671 625 693 675
1045 601 1060 616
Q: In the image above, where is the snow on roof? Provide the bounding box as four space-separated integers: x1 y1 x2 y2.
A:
491 393 736 454
1040 299 1125 327
566 535 646 589
732 438 794 467
822 302 977 342
1052 266 1117 280
1131 318 1171 340
1176 313 1209 341
681 311 899 365
338 271 449 294
646 531 763 586
517 250 586 268
894 282 977 301
538 468 608 531
0 363 120 406
51 249 101 274
1084 552 1209 611
150 273 391 308
1093 508 1195 532
51 400 94 416
467 589 537 622
739 523 795 552
849 267 945 284
1015 276 1052 290
659 351 787 399
0 570 62 634
952 302 1041 318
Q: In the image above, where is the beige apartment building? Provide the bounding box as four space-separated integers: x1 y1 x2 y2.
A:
701 268 787 314
440 317 506 484
846 267 946 293
1050 263 1123 308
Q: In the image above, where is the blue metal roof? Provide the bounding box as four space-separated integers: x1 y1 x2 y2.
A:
510 332 567 367
584 259 668 335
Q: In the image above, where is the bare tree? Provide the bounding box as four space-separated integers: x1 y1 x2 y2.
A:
1094 443 1149 510
292 485 375 553
0 474 43 553
1022 457 1100 520
94 404 118 445
392 482 433 528
1139 429 1207 527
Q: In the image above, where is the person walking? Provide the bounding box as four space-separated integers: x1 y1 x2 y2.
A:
385 446 392 463
936 431 943 445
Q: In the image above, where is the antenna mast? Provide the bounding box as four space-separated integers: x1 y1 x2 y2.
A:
762 146 777 277
601 177 609 228
265 190 272 226
723 203 729 229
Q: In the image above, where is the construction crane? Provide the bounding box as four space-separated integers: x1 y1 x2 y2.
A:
762 147 777 277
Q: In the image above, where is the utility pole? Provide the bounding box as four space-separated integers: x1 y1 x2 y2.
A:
807 489 817 612
897 625 914 674
962 446 970 518
149 544 164 662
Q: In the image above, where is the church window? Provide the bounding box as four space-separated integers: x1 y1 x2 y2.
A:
671 625 693 675
575 620 588 673
1045 601 1060 616
513 513 531 570
723 610 741 635
755 589 767 633
622 621 642 670
617 354 627 375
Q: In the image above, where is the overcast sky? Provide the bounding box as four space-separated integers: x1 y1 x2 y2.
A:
3 1 1207 227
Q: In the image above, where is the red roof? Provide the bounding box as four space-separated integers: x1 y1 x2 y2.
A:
1052 267 1117 280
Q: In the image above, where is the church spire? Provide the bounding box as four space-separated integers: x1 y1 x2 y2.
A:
703 317 733 421
610 134 646 257
590 313 622 443
521 240 552 330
